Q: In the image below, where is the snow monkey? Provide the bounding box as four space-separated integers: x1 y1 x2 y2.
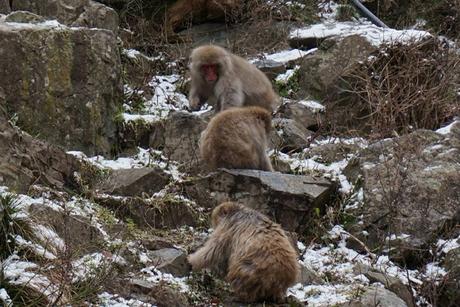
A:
199 106 273 171
188 202 300 303
188 44 279 113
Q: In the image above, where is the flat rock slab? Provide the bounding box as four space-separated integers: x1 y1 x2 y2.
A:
94 194 200 230
96 168 171 197
148 248 191 277
181 169 335 232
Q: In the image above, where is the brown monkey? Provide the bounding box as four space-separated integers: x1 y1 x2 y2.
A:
199 106 273 171
188 44 278 113
188 202 300 303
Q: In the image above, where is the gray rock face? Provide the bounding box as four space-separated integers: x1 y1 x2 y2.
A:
346 128 460 265
342 286 408 307
276 99 324 131
0 120 81 193
181 169 335 232
0 22 122 155
439 246 460 306
354 264 414 307
270 118 313 152
11 0 119 32
4 11 45 23
150 111 208 167
297 35 376 100
96 168 172 197
94 194 200 230
253 58 287 80
148 248 191 277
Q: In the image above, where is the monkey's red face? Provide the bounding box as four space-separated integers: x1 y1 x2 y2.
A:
201 64 218 83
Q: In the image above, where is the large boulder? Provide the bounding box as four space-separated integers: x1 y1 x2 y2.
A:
296 35 376 100
149 111 208 167
345 124 460 265
180 169 335 232
10 0 119 32
96 168 172 197
94 194 201 229
0 120 81 193
0 22 122 155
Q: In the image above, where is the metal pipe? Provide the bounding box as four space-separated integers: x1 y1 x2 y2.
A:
350 0 388 28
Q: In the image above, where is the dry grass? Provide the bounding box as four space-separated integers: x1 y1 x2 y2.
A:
337 37 460 138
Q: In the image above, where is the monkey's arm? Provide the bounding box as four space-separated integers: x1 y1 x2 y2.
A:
188 85 205 111
187 229 229 274
216 79 244 111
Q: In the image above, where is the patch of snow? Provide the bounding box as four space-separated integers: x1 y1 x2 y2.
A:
95 292 153 307
424 262 447 282
437 235 460 254
275 66 300 84
436 118 460 135
141 267 189 293
298 100 326 113
264 49 315 63
32 224 65 254
2 19 65 30
3 255 60 301
289 21 431 47
14 235 57 260
122 113 158 123
0 288 12 307
318 1 339 21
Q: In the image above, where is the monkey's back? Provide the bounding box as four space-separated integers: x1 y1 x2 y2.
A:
200 107 271 171
231 54 279 111
226 208 300 302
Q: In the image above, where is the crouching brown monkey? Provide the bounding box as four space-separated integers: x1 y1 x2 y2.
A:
199 106 273 171
188 202 300 303
188 44 279 113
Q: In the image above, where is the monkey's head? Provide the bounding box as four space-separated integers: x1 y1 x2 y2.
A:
211 202 244 227
190 45 232 84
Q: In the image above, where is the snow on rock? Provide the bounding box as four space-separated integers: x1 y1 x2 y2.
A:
275 65 300 84
436 118 460 135
95 292 153 307
68 147 183 181
2 255 60 302
289 21 431 47
263 48 315 64
140 266 189 293
72 253 127 283
0 288 12 306
437 235 460 255
298 99 326 113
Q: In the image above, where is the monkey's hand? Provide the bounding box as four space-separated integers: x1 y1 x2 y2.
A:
188 96 203 111
187 252 205 271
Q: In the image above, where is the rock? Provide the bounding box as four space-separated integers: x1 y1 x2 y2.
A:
340 286 408 307
148 248 191 277
166 0 243 32
253 59 287 80
345 129 460 266
276 99 325 131
0 22 122 155
129 278 190 307
297 35 376 100
299 265 323 285
180 169 335 232
72 0 119 33
0 120 82 193
94 194 200 230
11 0 119 32
150 111 208 166
28 203 106 255
270 118 313 152
0 0 10 13
96 168 171 197
4 11 45 23
354 264 414 307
